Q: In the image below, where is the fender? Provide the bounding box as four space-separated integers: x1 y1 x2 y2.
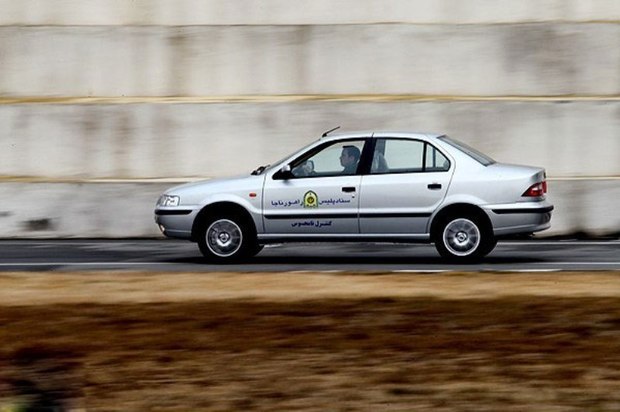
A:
197 193 264 234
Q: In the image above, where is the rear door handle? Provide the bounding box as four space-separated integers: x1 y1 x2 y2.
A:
427 183 442 190
342 186 356 193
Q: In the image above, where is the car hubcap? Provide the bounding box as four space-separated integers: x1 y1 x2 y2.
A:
206 219 243 257
443 218 481 257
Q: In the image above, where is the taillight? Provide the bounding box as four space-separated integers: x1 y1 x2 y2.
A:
522 181 547 197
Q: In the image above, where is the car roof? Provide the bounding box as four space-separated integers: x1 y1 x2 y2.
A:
321 131 444 141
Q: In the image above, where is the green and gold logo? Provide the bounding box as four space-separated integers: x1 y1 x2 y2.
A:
303 190 318 208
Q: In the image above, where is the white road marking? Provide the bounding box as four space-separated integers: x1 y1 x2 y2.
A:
0 241 617 247
540 262 620 266
393 270 450 273
0 241 169 246
495 269 562 273
503 241 620 246
0 262 177 267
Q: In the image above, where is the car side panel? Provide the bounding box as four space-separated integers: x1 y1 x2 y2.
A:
262 175 362 234
359 171 453 234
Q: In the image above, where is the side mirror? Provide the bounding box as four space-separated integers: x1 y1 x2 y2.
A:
274 164 293 180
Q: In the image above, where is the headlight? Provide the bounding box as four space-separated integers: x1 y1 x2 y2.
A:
158 195 180 207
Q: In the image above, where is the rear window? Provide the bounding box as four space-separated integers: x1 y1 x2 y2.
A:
438 135 495 166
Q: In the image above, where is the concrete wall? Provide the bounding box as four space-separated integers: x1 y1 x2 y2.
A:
1 101 619 179
1 24 619 96
0 183 165 238
0 1 618 238
1 0 619 25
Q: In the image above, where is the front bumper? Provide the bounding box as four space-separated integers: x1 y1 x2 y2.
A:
154 207 197 239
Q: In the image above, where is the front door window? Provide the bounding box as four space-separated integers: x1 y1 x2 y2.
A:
291 140 365 178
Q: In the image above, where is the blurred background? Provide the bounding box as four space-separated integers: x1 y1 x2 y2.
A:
0 0 618 238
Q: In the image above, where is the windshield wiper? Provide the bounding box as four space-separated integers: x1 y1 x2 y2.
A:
251 164 269 175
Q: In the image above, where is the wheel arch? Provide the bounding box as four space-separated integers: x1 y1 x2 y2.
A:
429 203 493 238
191 201 257 242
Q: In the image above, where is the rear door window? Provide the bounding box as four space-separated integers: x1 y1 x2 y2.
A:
371 139 450 174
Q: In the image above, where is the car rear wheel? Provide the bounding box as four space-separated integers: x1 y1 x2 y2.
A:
197 214 257 263
433 215 495 262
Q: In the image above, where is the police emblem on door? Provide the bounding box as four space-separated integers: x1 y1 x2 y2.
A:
303 191 318 208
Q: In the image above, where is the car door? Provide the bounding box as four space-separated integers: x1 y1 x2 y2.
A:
359 138 454 236
263 139 368 235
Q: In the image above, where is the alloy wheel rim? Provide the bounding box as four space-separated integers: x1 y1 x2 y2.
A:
443 218 481 257
206 219 243 257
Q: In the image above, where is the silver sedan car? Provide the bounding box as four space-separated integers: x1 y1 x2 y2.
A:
155 131 553 262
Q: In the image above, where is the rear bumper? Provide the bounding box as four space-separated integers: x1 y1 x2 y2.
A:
484 201 554 236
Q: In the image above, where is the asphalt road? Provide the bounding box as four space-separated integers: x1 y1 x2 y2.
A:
0 239 618 272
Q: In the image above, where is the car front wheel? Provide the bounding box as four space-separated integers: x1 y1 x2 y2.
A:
433 216 495 262
197 215 257 263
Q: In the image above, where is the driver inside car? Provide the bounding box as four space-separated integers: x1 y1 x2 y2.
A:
340 145 360 175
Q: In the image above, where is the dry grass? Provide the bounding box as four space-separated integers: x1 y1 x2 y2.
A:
1 272 620 411
1 271 620 304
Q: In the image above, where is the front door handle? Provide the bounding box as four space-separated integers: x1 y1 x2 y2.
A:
342 186 356 193
427 183 442 190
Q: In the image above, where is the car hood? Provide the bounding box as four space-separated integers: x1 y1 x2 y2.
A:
164 174 264 205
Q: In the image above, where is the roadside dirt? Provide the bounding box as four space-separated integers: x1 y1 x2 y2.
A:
1 271 620 411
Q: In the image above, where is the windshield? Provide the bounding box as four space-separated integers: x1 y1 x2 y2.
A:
251 139 321 175
438 135 495 166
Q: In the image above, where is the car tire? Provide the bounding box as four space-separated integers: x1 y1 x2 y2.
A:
250 244 265 257
433 215 495 262
197 214 257 263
